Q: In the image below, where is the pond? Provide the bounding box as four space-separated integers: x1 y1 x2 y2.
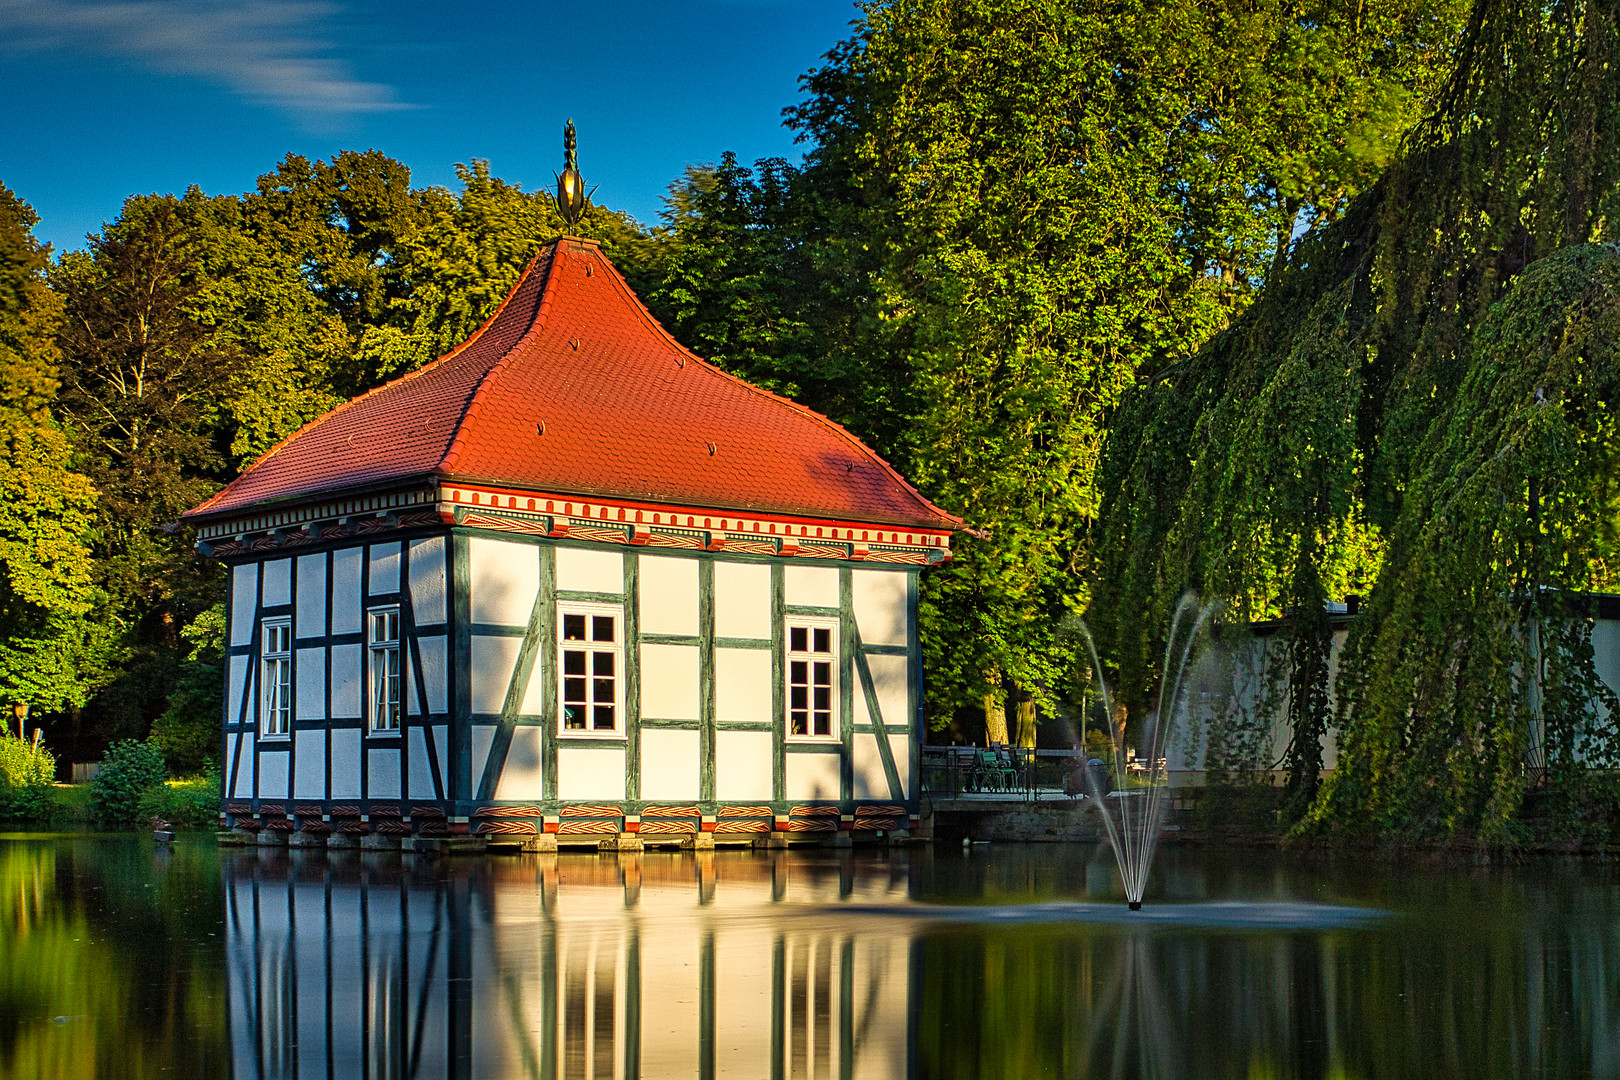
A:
1 834 1618 1078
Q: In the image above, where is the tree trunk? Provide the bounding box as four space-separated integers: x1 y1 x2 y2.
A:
983 690 1009 746
1012 689 1037 748
1110 701 1129 760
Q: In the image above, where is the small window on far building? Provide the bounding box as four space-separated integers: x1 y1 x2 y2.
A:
559 603 621 735
369 607 401 732
261 619 292 737
786 618 838 739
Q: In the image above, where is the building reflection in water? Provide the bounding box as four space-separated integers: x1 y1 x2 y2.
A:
223 850 911 1080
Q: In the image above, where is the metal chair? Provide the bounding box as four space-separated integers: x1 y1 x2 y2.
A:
975 748 1018 792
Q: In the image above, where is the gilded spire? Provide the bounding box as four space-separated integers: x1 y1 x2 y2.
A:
556 119 586 226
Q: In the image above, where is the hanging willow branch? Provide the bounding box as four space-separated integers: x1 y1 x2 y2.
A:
1089 0 1620 839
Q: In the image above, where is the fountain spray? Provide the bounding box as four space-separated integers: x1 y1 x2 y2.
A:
1074 594 1215 910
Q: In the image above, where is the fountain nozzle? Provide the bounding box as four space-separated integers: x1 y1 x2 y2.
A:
1128 901 1142 911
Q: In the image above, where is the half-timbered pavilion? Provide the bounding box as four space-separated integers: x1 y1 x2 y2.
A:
186 236 958 848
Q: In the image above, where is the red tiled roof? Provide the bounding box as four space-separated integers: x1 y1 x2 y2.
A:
186 239 958 531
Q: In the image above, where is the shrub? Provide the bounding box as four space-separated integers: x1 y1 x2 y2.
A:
0 733 57 823
139 768 222 830
89 740 168 827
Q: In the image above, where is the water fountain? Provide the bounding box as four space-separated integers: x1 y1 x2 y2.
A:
1073 594 1216 910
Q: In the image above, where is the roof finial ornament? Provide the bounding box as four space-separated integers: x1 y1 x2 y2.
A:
556 118 587 227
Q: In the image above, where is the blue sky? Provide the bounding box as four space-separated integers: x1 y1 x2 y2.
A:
0 0 863 252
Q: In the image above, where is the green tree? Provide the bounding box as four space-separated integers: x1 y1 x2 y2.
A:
641 0 1463 738
0 185 112 723
50 152 653 751
150 604 224 775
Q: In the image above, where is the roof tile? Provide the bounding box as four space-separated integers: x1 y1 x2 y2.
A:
187 240 957 531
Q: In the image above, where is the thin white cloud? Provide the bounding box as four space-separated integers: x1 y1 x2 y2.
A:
0 0 411 127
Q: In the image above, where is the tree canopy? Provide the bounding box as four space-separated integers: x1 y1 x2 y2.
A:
637 0 1465 735
1088 0 1620 837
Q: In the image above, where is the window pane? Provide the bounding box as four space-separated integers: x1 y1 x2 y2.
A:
790 711 807 735
564 677 587 703
813 628 831 653
814 686 831 711
563 706 585 730
790 685 807 710
563 614 586 640
593 678 614 703
813 662 831 686
790 626 807 652
563 651 586 675
592 652 614 676
593 705 615 730
592 616 615 643
790 660 807 684
814 711 831 736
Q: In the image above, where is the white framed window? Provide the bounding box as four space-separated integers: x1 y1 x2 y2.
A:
261 619 292 738
369 606 402 733
558 602 623 736
786 618 838 739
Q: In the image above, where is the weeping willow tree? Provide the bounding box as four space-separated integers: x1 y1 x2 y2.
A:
1090 0 1620 838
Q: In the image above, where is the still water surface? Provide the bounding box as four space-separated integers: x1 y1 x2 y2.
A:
1 834 1618 1079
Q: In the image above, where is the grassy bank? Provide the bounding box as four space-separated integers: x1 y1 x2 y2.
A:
0 776 220 832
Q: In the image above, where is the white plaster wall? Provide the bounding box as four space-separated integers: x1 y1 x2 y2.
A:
470 537 539 626
640 643 699 720
295 554 326 638
852 734 890 800
852 570 908 647
557 547 624 594
294 648 325 720
227 655 248 724
407 727 436 799
258 751 289 800
1595 621 1620 702
1168 631 1336 780
230 734 252 797
786 752 841 802
262 558 291 608
715 730 773 801
413 635 448 715
331 548 363 635
369 542 401 595
294 730 325 799
408 537 447 625
367 748 400 799
330 729 360 799
714 561 771 639
470 635 521 716
888 734 911 798
230 564 257 645
640 729 700 800
785 565 839 608
1323 629 1346 771
866 654 910 729
329 644 362 719
471 724 496 792
715 648 771 723
432 726 449 790
556 746 625 800
518 656 546 717
639 555 697 636
494 727 545 800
